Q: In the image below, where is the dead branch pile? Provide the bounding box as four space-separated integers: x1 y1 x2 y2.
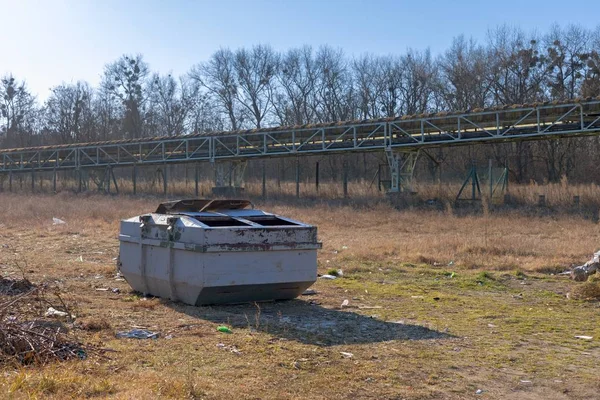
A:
0 279 90 366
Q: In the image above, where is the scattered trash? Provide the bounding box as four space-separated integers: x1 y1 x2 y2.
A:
340 351 354 358
341 299 349 308
52 217 66 225
433 297 440 301
302 289 318 296
111 288 120 294
319 274 337 280
337 269 344 277
216 343 241 354
475 389 484 395
571 251 600 281
217 326 232 334
358 305 382 309
574 335 593 340
165 334 173 340
77 256 83 262
115 329 159 339
341 246 348 250
448 261 455 266
95 288 109 292
410 295 424 299
44 307 71 319
519 380 532 384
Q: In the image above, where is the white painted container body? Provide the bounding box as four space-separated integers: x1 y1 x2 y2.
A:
118 205 321 305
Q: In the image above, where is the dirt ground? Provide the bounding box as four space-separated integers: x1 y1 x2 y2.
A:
1 193 599 399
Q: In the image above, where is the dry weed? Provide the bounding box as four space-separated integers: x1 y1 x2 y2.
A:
570 282 600 300
77 317 111 332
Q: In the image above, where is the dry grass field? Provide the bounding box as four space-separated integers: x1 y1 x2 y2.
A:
1 191 600 399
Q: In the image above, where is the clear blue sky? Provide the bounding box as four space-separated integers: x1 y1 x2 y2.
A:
1 0 599 100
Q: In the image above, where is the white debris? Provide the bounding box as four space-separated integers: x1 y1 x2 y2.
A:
52 217 66 225
340 351 354 358
574 335 593 340
572 250 600 281
341 299 349 308
45 307 70 319
319 274 337 280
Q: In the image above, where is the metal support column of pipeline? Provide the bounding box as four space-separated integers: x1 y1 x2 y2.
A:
228 162 232 187
111 166 119 194
132 164 137 195
163 165 168 197
295 158 300 198
278 159 283 188
488 159 493 199
53 169 57 193
31 169 35 193
377 164 381 191
315 161 319 193
262 160 267 198
9 170 12 192
385 150 400 193
106 167 111 194
343 159 348 198
195 163 199 197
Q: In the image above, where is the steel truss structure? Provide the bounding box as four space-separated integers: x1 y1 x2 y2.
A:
1 100 600 191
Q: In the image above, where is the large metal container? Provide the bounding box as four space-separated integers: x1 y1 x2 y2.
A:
118 199 322 305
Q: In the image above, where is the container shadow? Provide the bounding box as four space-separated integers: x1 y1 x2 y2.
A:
167 299 450 346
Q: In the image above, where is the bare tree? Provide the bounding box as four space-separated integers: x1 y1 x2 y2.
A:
314 46 354 122
582 26 600 97
233 45 278 129
399 49 438 114
102 54 149 138
353 54 380 119
148 73 197 136
0 75 37 148
544 24 590 101
439 36 491 110
189 49 243 130
375 56 404 118
487 26 548 105
273 46 318 125
45 81 94 143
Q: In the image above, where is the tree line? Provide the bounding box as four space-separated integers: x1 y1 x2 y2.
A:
1 24 600 183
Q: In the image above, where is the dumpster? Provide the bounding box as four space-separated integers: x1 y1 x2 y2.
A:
118 199 322 305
